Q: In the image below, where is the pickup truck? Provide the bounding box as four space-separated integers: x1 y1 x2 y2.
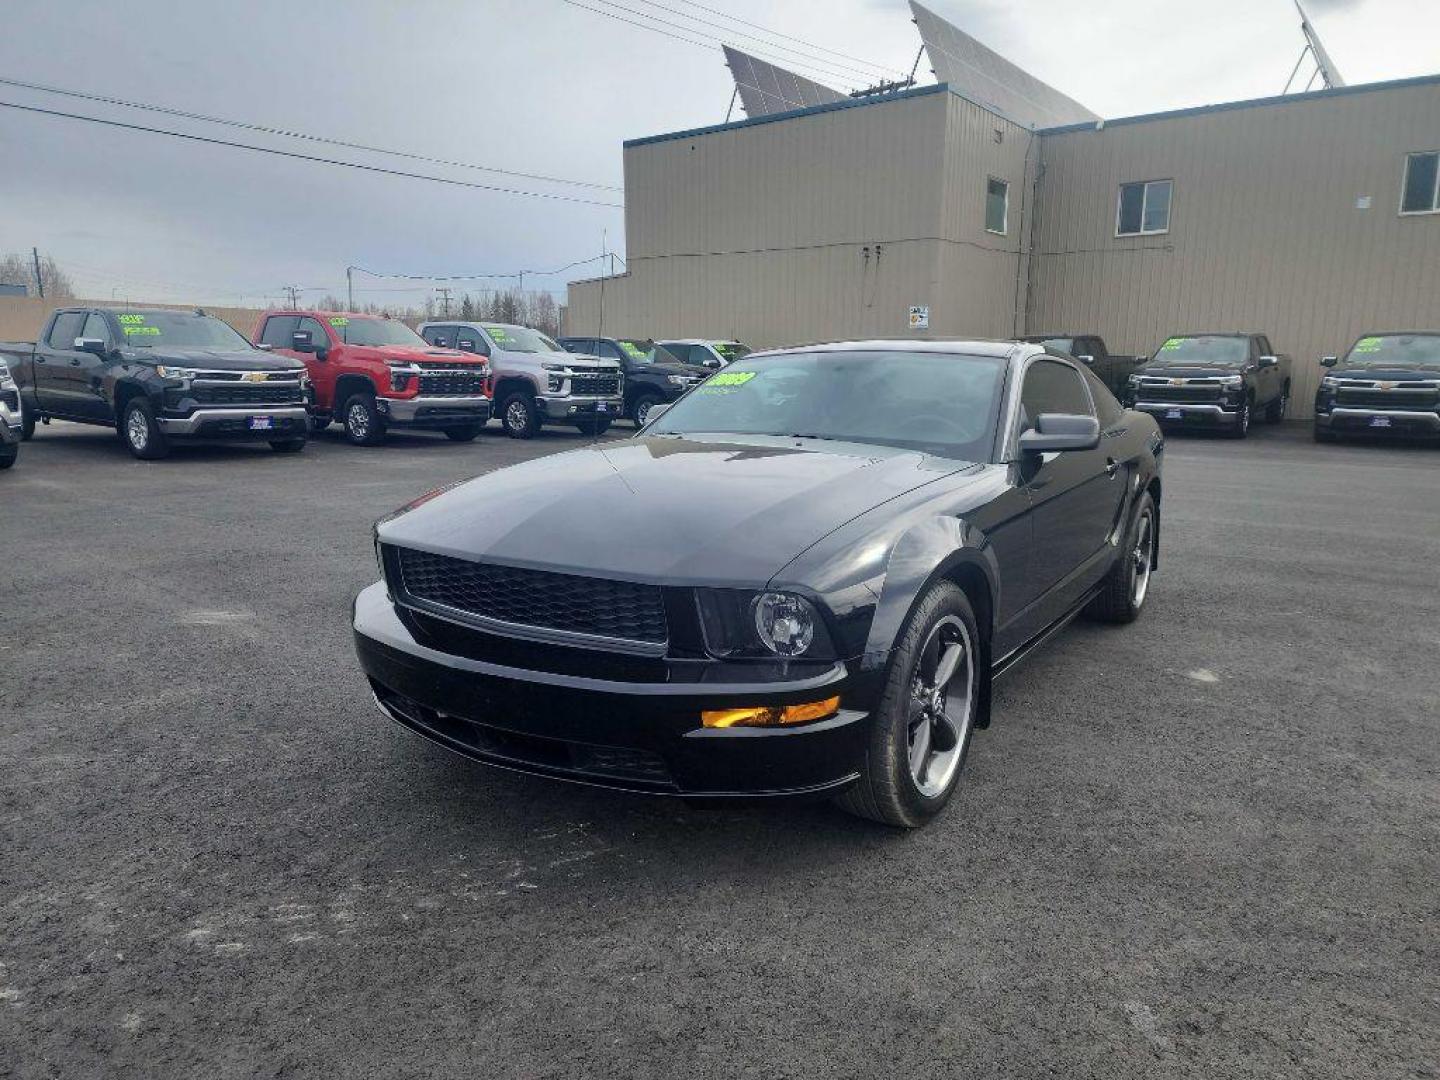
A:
555 336 709 425
654 339 751 370
418 321 623 438
0 360 20 469
1125 332 1292 438
1314 331 1440 442
253 310 491 446
1 307 310 460
1020 333 1143 396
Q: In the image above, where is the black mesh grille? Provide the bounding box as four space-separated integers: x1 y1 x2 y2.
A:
1337 388 1439 410
418 372 487 396
190 385 304 406
571 373 620 396
1137 382 1223 404
395 548 667 644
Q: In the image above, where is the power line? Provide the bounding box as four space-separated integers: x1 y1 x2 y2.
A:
668 0 907 78
0 100 625 209
0 75 623 194
349 253 615 284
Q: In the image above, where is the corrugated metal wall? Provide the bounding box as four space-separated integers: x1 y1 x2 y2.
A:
1028 82 1440 417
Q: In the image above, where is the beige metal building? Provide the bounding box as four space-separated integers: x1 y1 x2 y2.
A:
566 75 1440 417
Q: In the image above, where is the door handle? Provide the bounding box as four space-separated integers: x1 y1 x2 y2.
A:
1105 458 1119 478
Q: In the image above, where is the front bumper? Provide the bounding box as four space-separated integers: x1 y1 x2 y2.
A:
157 406 310 438
535 395 626 423
376 395 492 426
1134 401 1243 426
1314 408 1440 437
352 582 870 797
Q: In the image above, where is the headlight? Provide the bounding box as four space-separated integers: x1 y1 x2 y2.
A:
1321 377 1339 389
154 366 200 380
1219 375 1244 387
295 369 312 388
666 374 691 387
386 362 417 392
695 588 834 660
1128 373 1143 386
547 374 565 392
542 362 567 372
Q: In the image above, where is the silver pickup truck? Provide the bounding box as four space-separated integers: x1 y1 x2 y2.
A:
419 322 622 438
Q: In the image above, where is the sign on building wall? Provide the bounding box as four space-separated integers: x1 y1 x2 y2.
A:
908 305 930 330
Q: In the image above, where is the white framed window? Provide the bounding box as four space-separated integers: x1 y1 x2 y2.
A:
1116 179 1172 236
1400 151 1440 215
985 177 1009 235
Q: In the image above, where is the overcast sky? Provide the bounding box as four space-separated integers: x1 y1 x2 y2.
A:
1 0 1435 308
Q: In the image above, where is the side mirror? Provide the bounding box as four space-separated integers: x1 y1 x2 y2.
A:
704 357 722 369
456 339 476 352
1259 354 1278 368
1076 354 1095 366
644 403 672 425
1018 413 1101 454
256 343 274 352
74 337 109 357
291 329 316 353
1320 355 1338 367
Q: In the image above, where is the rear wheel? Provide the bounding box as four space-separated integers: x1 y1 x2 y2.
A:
444 425 482 442
342 393 386 446
501 392 539 439
1265 383 1290 423
575 416 612 436
121 397 169 460
836 582 980 828
269 438 306 453
1087 491 1156 624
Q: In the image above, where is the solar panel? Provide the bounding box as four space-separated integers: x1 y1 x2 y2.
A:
723 45 848 119
909 1 1098 129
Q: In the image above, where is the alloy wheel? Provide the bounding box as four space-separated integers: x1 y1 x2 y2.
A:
1131 508 1154 607
907 615 975 798
506 399 528 433
348 402 370 440
126 409 149 451
635 399 652 426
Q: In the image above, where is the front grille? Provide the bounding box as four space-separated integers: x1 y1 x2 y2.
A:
189 385 305 406
570 373 620 396
1137 380 1223 404
418 372 487 396
394 547 668 645
1336 386 1440 410
193 370 300 382
0 388 17 412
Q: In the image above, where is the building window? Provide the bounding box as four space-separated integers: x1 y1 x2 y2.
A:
1116 179 1172 236
1400 151 1440 214
985 177 1009 234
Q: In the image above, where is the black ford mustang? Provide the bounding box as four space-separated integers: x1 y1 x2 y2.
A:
354 341 1163 827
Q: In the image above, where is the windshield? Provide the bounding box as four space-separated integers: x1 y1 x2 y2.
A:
116 311 251 349
1035 337 1075 354
1149 336 1248 368
618 339 684 365
329 317 427 347
485 325 562 354
1341 334 1440 370
649 350 1007 460
714 342 751 362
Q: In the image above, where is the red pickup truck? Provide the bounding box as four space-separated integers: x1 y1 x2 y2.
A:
252 310 491 445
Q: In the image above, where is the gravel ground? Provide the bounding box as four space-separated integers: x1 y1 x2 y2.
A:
2 418 1437 1079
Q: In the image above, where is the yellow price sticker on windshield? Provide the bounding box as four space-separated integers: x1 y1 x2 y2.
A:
118 314 147 325
329 317 349 327
708 371 756 386
123 326 160 336
1161 338 1183 349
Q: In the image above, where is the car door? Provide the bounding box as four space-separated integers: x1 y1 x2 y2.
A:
34 310 89 416
73 311 116 420
453 326 489 359
1014 356 1118 630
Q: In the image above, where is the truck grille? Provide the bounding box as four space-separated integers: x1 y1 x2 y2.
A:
1336 385 1439 410
1136 380 1223 404
189 385 305 406
418 372 487 396
394 547 668 646
571 373 620 396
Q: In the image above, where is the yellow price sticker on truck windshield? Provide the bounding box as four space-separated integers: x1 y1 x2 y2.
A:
708 371 756 386
118 314 147 325
1161 338 1184 350
329 317 349 327
123 326 161 336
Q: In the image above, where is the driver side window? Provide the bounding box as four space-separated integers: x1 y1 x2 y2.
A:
1020 359 1093 431
297 317 329 349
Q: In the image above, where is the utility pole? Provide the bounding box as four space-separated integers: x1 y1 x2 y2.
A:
32 247 44 299
436 286 453 317
283 285 301 308
346 266 354 311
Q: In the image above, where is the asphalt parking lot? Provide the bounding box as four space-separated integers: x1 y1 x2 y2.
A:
2 419 1437 1079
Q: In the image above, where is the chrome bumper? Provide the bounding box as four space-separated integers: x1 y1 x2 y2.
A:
377 395 492 424
1134 401 1239 424
1318 408 1440 431
157 406 309 435
536 395 625 414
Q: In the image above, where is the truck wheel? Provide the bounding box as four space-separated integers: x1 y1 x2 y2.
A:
631 393 662 427
0 444 15 470
443 425 483 442
19 399 35 441
121 397 169 460
1265 384 1290 423
342 393 387 446
575 417 612 436
269 438 306 453
1226 399 1251 439
836 581 981 828
1086 491 1156 624
501 393 539 439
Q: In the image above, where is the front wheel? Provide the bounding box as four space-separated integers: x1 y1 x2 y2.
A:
631 393 662 427
269 438 306 453
342 393 387 446
836 581 981 828
1086 491 1156 624
1265 384 1290 423
1226 399 1251 439
121 397 169 460
501 393 539 439
19 398 35 441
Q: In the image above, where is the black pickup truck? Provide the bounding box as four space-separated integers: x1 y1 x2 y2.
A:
1 306 311 460
557 336 710 426
1314 332 1440 442
1125 332 1292 438
1020 333 1143 396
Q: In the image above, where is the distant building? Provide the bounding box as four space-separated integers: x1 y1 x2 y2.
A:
0 283 28 297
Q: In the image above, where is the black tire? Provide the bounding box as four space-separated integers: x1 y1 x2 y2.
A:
443 425 482 442
269 438 306 453
310 414 331 433
575 416 612 436
1086 491 1157 624
120 397 169 460
1225 398 1251 439
836 581 982 829
19 398 35 441
501 392 539 439
341 393 386 446
631 393 662 427
0 444 15 470
1265 383 1290 423
1313 426 1336 443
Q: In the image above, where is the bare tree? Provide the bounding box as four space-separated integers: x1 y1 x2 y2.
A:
0 252 75 298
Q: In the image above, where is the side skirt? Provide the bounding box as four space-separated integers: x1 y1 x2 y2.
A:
990 582 1103 683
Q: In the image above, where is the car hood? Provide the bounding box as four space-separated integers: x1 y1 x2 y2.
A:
342 344 475 364
122 346 304 371
1329 366 1440 381
495 349 620 370
1138 364 1245 379
642 362 710 378
378 435 975 586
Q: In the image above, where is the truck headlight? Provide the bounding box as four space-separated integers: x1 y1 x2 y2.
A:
1128 373 1142 386
547 374 565 392
386 362 417 392
154 366 200 380
1321 377 1339 389
667 374 691 387
1219 375 1243 387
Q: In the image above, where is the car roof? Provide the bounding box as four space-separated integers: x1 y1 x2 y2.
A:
658 338 744 345
755 338 1030 359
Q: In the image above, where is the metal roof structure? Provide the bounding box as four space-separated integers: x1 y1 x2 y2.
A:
722 45 847 119
908 0 1097 129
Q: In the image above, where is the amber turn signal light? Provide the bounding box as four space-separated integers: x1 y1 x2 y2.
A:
701 696 841 729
